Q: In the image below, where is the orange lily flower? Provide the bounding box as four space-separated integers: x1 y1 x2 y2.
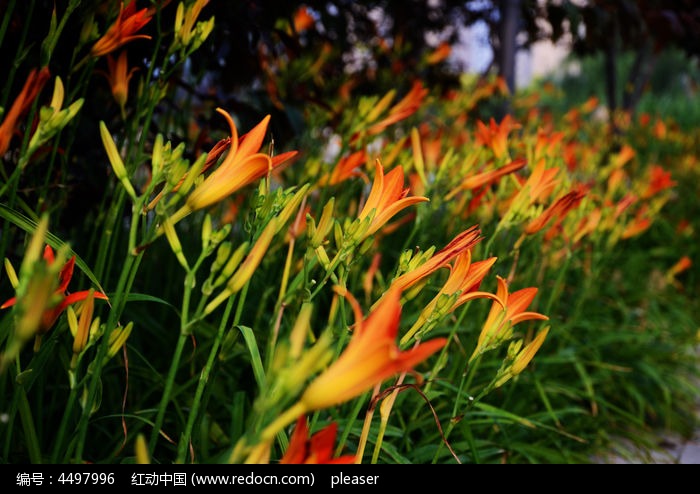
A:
280 416 356 464
642 165 676 199
470 275 548 361
352 81 428 143
610 144 635 169
391 225 482 292
402 250 499 345
572 207 602 244
521 160 560 204
299 285 446 411
322 149 367 186
613 193 637 220
533 130 565 161
426 42 451 65
292 6 315 33
357 159 429 239
506 160 560 218
653 119 667 139
667 256 692 279
169 109 297 224
621 206 651 239
105 51 138 111
447 158 526 199
474 115 521 159
666 255 692 290
523 186 587 236
145 136 232 212
1 245 108 335
0 67 51 155
91 1 152 58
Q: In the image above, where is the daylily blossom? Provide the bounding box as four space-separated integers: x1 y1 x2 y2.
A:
470 275 548 362
0 67 51 155
105 51 137 112
523 186 588 236
642 165 676 199
426 42 451 65
169 109 297 225
610 144 636 170
280 416 356 464
390 225 482 292
572 207 602 244
620 206 651 239
1 245 108 335
352 81 428 143
321 149 367 186
533 130 565 161
506 160 560 219
292 5 315 33
356 159 429 239
474 115 521 159
666 256 692 290
447 158 526 199
91 1 152 58
401 250 499 345
299 285 446 411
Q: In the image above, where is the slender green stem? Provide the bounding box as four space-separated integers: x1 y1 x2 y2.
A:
309 249 343 300
176 296 236 463
148 269 196 455
18 387 41 463
148 332 189 456
0 0 33 110
40 0 80 66
50 384 80 463
544 249 572 315
93 187 127 285
0 0 16 55
73 251 143 462
431 354 482 464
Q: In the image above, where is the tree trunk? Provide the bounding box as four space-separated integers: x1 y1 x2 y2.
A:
499 0 520 94
498 0 520 116
604 18 619 135
622 40 655 116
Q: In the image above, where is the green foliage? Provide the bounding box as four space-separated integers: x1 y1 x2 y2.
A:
0 1 697 466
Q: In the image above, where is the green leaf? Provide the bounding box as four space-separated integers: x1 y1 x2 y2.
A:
473 402 537 429
122 293 180 316
0 204 105 295
238 325 265 390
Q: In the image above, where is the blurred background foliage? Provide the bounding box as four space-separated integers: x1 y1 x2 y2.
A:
0 0 698 463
